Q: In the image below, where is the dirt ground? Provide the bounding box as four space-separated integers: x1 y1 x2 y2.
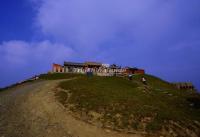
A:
0 79 143 137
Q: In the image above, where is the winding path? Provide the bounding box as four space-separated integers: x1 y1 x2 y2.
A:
0 79 143 137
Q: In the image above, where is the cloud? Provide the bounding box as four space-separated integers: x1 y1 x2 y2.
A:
0 40 74 65
35 0 166 47
32 0 200 61
0 40 74 87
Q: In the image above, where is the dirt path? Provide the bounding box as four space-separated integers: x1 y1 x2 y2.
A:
0 79 143 137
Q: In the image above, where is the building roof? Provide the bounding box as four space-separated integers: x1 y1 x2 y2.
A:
64 61 85 67
84 61 102 66
125 67 139 70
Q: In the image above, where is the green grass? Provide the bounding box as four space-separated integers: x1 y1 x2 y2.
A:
56 74 200 134
39 73 81 80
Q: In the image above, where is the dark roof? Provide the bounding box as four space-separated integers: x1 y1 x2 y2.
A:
84 62 102 66
125 67 139 70
64 61 85 67
109 64 121 69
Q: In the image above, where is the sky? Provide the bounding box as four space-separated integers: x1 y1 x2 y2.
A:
0 0 200 91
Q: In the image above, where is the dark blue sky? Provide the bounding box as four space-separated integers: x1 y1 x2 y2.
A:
0 0 35 41
0 0 200 91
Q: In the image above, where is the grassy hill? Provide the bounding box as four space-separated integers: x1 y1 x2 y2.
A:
53 73 200 136
3 73 199 136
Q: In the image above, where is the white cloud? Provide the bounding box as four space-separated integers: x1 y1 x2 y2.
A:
0 40 74 66
34 0 175 50
32 0 200 57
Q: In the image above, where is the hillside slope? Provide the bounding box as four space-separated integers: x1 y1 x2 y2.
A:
55 73 200 137
1 73 199 137
0 79 142 137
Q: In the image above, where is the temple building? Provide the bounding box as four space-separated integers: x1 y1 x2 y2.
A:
64 62 85 73
52 61 145 76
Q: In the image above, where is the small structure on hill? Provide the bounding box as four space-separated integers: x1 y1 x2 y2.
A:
173 82 195 90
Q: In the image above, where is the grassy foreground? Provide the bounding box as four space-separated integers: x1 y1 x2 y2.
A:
56 74 200 136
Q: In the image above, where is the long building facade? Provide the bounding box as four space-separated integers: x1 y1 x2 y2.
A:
52 61 145 76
